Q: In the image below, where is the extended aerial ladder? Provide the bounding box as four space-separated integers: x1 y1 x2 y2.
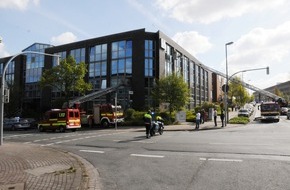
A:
62 83 124 108
200 64 286 103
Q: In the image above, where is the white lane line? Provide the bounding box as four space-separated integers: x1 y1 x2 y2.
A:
210 143 272 146
200 157 243 162
132 141 154 144
4 134 33 138
130 154 164 158
79 150 104 154
41 143 54 146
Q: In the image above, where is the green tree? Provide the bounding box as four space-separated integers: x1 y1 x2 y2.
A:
228 76 251 107
39 56 92 107
152 74 189 115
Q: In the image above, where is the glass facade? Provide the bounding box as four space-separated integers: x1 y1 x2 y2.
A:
89 44 107 90
70 48 85 64
110 40 133 108
51 51 66 99
0 61 14 85
175 51 182 75
144 40 155 108
24 43 52 99
111 40 132 86
53 51 66 67
183 56 189 84
144 40 154 77
165 44 173 76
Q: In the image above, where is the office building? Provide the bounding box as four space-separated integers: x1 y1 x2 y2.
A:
0 29 222 117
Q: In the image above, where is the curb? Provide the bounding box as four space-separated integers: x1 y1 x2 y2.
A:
66 151 102 190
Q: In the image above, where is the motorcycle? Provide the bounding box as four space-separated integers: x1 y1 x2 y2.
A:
150 120 164 136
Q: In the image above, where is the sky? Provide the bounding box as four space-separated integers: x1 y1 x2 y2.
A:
1 0 290 91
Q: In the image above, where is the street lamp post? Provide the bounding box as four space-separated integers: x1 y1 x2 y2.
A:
224 41 234 126
0 51 60 146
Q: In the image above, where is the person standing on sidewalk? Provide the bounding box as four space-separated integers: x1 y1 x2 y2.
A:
220 110 225 127
195 111 201 130
213 108 217 127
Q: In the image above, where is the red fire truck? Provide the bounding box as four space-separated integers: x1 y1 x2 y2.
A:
65 84 125 127
38 108 81 132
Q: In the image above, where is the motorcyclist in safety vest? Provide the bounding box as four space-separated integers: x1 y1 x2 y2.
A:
143 111 152 138
156 116 164 122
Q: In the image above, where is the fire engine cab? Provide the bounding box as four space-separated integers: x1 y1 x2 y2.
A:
38 108 81 132
92 103 124 127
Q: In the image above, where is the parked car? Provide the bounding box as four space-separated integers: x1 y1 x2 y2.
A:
238 109 250 117
287 109 290 120
280 107 288 115
3 118 31 131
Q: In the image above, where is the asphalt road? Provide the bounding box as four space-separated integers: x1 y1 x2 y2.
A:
3 114 290 190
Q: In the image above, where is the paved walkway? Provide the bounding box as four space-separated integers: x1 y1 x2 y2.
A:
0 143 101 190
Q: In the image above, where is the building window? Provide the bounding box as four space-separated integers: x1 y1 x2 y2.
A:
165 44 173 76
111 40 132 80
89 44 107 89
5 61 15 85
70 48 85 64
25 43 51 83
175 51 182 75
183 56 189 84
144 40 154 77
53 51 66 67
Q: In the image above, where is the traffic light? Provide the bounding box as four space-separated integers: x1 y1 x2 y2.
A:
266 67 269 75
4 88 9 103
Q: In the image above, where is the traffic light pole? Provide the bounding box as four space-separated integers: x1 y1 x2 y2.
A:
225 66 269 124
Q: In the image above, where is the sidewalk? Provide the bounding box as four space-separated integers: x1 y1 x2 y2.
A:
165 110 241 131
0 143 101 190
164 119 239 131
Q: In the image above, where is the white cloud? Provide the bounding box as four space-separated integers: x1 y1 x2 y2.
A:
0 0 39 10
229 21 290 72
172 31 212 56
224 21 290 88
0 43 10 57
155 0 286 24
50 32 77 46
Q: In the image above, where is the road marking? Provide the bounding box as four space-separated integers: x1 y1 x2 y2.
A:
200 157 243 162
210 143 272 146
41 143 54 146
4 134 33 139
130 154 164 158
79 150 104 154
132 141 154 144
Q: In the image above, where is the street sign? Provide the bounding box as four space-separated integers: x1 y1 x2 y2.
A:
222 84 229 92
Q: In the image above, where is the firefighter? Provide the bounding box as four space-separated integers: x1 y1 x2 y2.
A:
143 110 152 138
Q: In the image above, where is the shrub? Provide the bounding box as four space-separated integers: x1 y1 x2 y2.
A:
229 116 250 124
124 108 135 120
186 110 195 122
